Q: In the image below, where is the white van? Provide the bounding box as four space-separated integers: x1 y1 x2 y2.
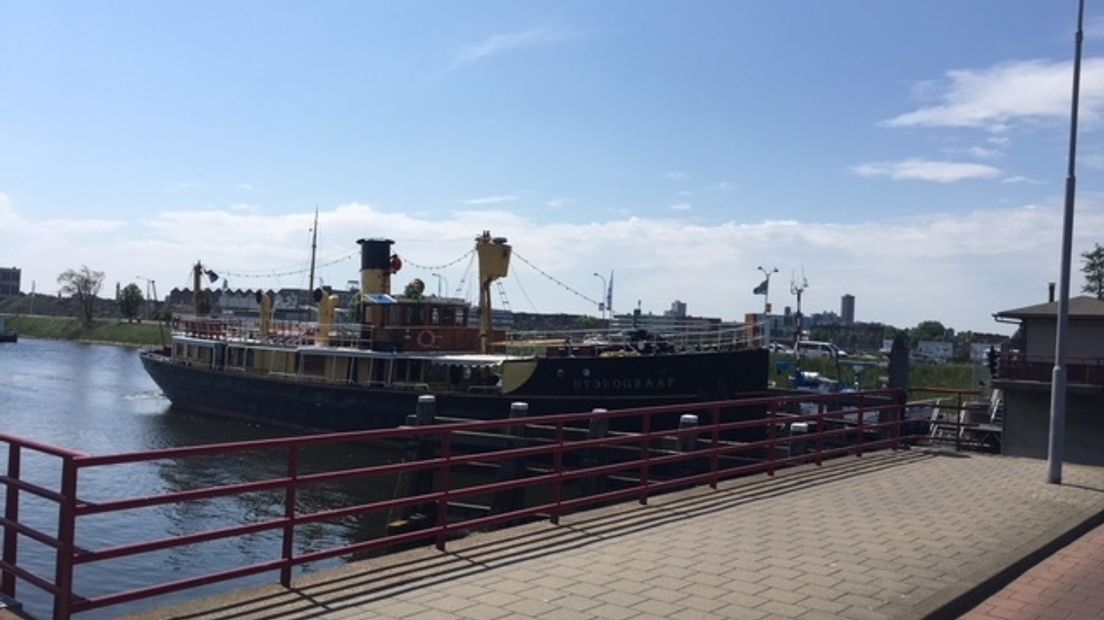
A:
795 340 847 360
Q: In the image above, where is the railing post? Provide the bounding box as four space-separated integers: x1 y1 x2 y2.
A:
856 393 865 458
52 457 78 620
766 404 776 476
552 420 564 525
709 407 720 489
436 432 452 551
639 412 651 505
815 403 825 466
2 444 20 598
955 392 963 452
280 444 299 588
892 390 904 451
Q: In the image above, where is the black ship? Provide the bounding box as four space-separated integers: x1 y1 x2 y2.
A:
140 232 768 431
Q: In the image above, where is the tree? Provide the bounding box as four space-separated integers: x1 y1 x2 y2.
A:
119 283 144 322
909 320 946 348
1082 242 1104 300
57 265 105 326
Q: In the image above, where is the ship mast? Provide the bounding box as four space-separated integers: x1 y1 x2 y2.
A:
475 231 512 353
307 207 319 297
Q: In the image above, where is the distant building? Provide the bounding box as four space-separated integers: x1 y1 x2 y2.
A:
809 311 840 327
841 294 855 325
665 300 687 318
0 267 20 298
916 340 953 363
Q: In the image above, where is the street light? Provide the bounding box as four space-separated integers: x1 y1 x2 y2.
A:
757 266 778 314
592 272 607 319
431 273 448 298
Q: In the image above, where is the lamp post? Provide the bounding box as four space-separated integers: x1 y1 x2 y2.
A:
757 266 778 314
431 273 448 298
1048 0 1086 485
592 272 607 319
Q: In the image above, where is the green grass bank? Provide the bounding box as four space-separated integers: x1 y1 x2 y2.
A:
769 354 978 392
5 315 168 347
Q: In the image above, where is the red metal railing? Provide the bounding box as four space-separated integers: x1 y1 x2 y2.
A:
3 389 929 619
905 387 1001 452
996 352 1104 386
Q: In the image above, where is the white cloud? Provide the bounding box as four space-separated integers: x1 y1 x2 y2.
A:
966 146 1002 159
663 171 689 181
678 190 693 197
446 26 574 71
4 193 1100 332
851 159 1001 183
545 198 570 208
234 183 254 191
1001 176 1044 185
669 203 692 211
460 195 518 205
884 58 1104 131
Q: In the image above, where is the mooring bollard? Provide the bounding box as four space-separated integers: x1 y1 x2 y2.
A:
678 414 699 452
581 409 610 497
491 402 529 514
416 394 436 425
397 395 438 527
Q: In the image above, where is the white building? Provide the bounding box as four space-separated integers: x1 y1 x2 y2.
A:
916 341 953 363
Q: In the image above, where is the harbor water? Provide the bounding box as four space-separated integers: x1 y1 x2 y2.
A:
0 338 403 619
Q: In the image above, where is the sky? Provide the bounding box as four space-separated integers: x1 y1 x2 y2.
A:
2 1 1104 333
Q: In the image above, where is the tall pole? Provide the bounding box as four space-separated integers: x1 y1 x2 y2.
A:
307 207 319 296
758 266 778 314
1048 0 1085 485
431 273 447 297
593 272 607 319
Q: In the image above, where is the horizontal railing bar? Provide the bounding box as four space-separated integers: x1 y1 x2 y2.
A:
0 516 62 550
291 522 442 566
0 475 68 503
0 559 61 596
72 558 288 613
76 477 294 515
0 434 87 459
74 518 292 564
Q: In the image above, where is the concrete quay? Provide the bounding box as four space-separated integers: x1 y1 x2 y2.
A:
47 449 1104 619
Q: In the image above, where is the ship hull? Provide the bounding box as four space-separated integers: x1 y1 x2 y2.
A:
140 348 769 432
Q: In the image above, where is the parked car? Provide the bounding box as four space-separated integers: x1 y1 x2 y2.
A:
795 340 847 360
768 342 794 355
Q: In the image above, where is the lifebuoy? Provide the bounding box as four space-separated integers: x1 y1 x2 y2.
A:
417 329 436 348
390 254 403 273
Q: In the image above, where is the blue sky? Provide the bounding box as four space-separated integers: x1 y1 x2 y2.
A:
2 1 1103 332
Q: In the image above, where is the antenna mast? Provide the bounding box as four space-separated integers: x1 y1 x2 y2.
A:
307 207 319 296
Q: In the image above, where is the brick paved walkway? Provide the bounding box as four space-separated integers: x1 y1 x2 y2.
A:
964 521 1104 620
104 449 1104 620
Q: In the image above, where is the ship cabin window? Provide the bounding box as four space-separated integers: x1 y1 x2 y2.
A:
174 343 184 359
440 306 467 326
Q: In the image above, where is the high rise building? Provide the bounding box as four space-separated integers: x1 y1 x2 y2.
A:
841 294 855 325
0 267 20 298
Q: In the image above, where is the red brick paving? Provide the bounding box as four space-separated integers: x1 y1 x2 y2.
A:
963 522 1104 620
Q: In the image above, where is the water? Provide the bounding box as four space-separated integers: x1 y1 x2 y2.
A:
0 338 403 619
